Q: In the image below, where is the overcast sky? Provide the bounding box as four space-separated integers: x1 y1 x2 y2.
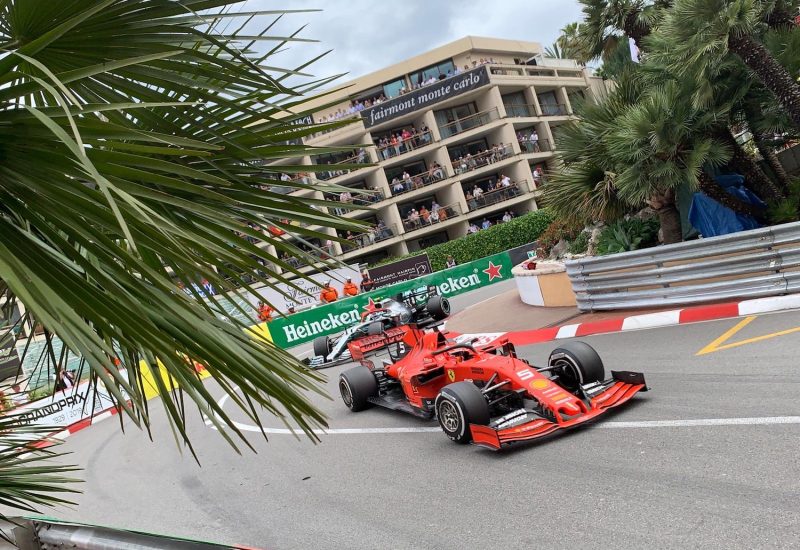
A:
233 1 585 87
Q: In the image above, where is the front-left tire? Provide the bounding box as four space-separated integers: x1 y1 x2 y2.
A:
435 382 490 443
339 366 378 412
313 335 331 358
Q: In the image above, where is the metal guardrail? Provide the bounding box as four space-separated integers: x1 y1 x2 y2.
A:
565 222 800 312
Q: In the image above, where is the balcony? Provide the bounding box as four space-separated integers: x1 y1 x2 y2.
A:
540 103 569 116
465 179 533 212
402 203 462 233
326 189 386 216
450 143 515 176
376 130 435 162
438 107 500 140
341 223 398 252
313 150 371 181
389 167 449 197
518 138 552 154
504 104 537 117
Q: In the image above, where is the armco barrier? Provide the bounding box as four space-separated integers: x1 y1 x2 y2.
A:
566 221 800 312
266 251 514 348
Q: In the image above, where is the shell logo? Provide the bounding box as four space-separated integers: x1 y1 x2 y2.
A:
530 379 550 390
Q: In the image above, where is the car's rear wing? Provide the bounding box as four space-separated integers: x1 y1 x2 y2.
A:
348 326 414 361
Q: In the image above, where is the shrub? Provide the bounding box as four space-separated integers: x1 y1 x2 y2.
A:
537 219 582 256
568 231 590 254
372 209 555 271
596 217 660 255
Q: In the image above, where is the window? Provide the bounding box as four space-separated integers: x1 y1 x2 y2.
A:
385 160 427 183
409 60 456 87
417 231 449 249
383 77 407 99
502 91 532 117
434 102 480 139
538 91 564 115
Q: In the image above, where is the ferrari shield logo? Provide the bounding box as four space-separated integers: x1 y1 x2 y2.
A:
447 369 455 382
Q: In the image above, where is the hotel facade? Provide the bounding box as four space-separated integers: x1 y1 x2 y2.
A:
267 36 610 271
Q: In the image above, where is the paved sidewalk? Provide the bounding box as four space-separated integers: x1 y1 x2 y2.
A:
446 286 709 334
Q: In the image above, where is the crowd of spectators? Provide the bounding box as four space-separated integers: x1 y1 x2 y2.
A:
403 200 450 231
376 124 432 159
467 210 515 234
390 163 445 196
343 220 395 250
452 143 513 175
464 174 521 211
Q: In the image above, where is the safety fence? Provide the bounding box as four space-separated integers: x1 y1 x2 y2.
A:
565 222 800 312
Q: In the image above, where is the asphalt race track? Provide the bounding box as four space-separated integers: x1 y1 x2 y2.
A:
22 288 800 549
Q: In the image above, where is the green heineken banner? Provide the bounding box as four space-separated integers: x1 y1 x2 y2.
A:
266 251 514 348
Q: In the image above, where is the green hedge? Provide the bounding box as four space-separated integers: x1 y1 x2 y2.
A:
374 209 554 271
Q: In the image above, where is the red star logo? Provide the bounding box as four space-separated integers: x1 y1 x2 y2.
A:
482 261 503 281
363 297 381 314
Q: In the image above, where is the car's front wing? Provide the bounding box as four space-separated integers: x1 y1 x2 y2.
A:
469 372 648 450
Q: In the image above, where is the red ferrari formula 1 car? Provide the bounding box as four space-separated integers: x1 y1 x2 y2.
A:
339 325 648 450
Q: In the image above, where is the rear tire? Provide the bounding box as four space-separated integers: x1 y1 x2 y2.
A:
426 295 451 320
339 366 378 412
313 335 331 358
435 382 490 444
548 341 604 392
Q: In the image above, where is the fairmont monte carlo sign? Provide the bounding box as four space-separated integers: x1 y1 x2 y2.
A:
361 66 490 128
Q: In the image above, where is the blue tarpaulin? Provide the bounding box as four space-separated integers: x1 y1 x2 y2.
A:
688 174 764 237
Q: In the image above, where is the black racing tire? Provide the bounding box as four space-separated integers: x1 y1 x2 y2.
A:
367 321 384 336
426 295 451 320
435 382 490 444
339 366 378 412
548 341 605 392
312 335 331 358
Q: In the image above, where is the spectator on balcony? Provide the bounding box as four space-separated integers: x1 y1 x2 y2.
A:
390 134 399 157
438 206 449 221
446 255 457 268
419 205 431 224
340 190 353 203
468 222 479 234
473 184 484 204
402 170 413 192
481 218 493 230
379 137 390 160
530 130 540 152
431 200 441 214
431 162 444 180
532 166 543 187
420 123 431 144
412 174 424 190
280 173 291 182
357 148 367 163
392 177 405 195
455 156 468 175
500 174 512 188
502 210 514 223
429 208 440 223
320 281 339 304
465 191 478 211
407 209 421 228
343 277 359 297
377 219 392 239
402 128 413 150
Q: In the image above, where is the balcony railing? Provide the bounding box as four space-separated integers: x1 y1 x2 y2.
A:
341 223 398 251
438 107 500 140
313 150 371 181
402 203 462 233
518 138 552 154
326 189 386 216
465 179 532 212
540 103 569 116
389 167 449 197
504 104 537 117
450 143 514 176
376 130 434 161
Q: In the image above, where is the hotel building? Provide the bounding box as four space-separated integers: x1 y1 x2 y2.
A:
266 36 610 271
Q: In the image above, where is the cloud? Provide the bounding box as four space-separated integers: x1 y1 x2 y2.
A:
235 0 584 86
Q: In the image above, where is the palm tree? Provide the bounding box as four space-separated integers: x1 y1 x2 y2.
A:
0 0 363 515
608 80 742 243
576 0 669 61
663 0 800 128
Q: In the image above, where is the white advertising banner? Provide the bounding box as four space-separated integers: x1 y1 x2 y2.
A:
12 379 121 430
250 264 363 312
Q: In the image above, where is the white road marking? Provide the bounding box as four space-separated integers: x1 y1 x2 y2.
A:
209 415 800 434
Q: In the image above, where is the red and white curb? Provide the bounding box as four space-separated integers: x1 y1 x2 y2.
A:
27 406 121 451
456 293 800 347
